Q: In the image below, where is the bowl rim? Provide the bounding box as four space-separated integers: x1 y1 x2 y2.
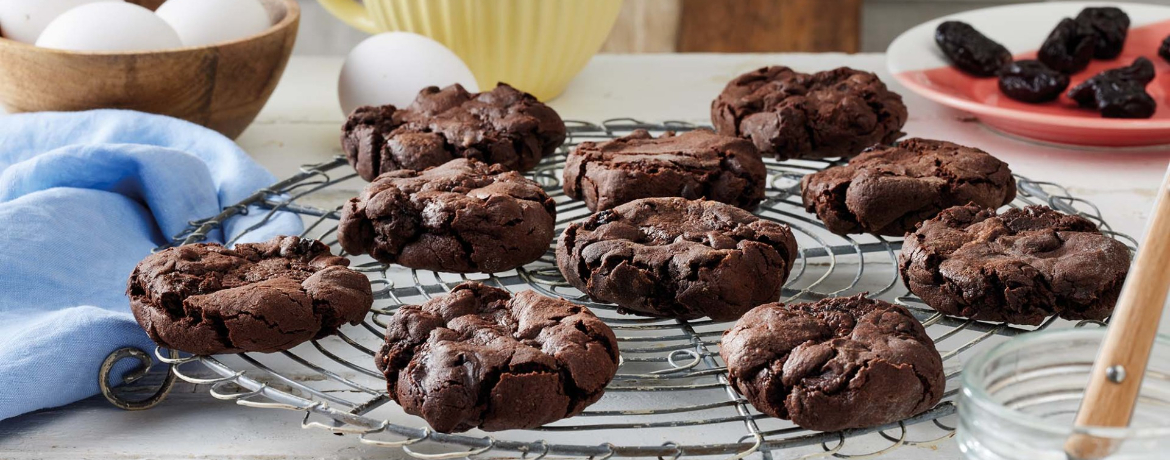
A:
0 0 300 56
961 328 1170 439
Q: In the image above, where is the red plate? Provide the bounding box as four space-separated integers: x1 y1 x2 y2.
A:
888 2 1170 147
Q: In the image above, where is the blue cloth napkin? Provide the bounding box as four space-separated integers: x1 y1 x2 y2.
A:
0 110 303 421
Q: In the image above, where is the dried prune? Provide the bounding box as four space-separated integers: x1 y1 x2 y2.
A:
998 60 1070 103
1112 56 1155 84
1068 57 1157 118
1075 7 1130 59
1160 34 1170 64
1038 18 1096 73
935 21 1012 77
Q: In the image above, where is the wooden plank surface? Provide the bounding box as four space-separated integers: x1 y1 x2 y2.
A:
678 0 862 52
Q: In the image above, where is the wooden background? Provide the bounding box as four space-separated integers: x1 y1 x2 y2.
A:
601 0 864 53
289 0 1170 56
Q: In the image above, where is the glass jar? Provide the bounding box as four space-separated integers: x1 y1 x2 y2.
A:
959 328 1170 460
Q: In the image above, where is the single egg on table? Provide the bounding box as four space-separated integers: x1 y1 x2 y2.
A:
36 2 180 51
0 0 123 44
156 0 271 47
339 32 479 115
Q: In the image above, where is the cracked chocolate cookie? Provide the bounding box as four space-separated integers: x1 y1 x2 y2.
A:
128 236 374 355
374 282 619 432
900 205 1131 325
721 294 945 432
342 83 566 181
563 129 767 212
556 197 799 321
711 66 908 160
338 158 556 273
801 138 1016 236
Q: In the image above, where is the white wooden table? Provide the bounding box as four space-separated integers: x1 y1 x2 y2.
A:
1 53 1167 459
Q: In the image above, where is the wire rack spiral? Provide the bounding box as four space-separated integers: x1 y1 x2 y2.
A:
101 119 1137 459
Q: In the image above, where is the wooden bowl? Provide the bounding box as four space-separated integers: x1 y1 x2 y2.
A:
0 0 299 139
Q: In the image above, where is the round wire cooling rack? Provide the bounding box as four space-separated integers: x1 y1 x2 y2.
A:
101 119 1138 459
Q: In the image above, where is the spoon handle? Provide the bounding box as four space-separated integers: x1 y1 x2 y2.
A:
1065 168 1170 460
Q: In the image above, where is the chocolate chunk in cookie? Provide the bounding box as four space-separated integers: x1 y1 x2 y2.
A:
563 129 767 212
128 236 373 355
801 138 1016 236
721 294 945 432
342 83 567 181
374 282 619 433
556 198 798 321
338 158 556 273
711 66 908 160
899 205 1131 325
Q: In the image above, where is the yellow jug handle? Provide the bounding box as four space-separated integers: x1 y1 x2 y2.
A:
316 0 379 34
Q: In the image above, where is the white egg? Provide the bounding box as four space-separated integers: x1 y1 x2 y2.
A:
0 0 123 44
156 0 271 47
36 2 181 51
339 32 479 115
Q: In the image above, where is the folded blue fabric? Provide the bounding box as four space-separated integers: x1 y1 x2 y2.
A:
0 110 302 420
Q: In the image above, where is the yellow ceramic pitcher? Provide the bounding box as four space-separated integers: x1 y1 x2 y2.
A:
318 0 623 101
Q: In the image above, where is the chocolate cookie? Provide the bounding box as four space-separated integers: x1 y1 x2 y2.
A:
563 129 767 212
801 138 1016 236
711 66 908 160
342 83 567 181
374 282 619 433
128 236 373 355
556 198 799 321
900 205 1131 325
338 158 556 273
720 295 945 432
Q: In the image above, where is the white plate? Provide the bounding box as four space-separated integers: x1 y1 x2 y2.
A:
887 2 1170 147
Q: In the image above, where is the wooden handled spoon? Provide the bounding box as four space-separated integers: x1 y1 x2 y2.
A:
1065 168 1170 460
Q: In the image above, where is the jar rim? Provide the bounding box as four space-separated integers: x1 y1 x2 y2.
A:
962 328 1170 439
